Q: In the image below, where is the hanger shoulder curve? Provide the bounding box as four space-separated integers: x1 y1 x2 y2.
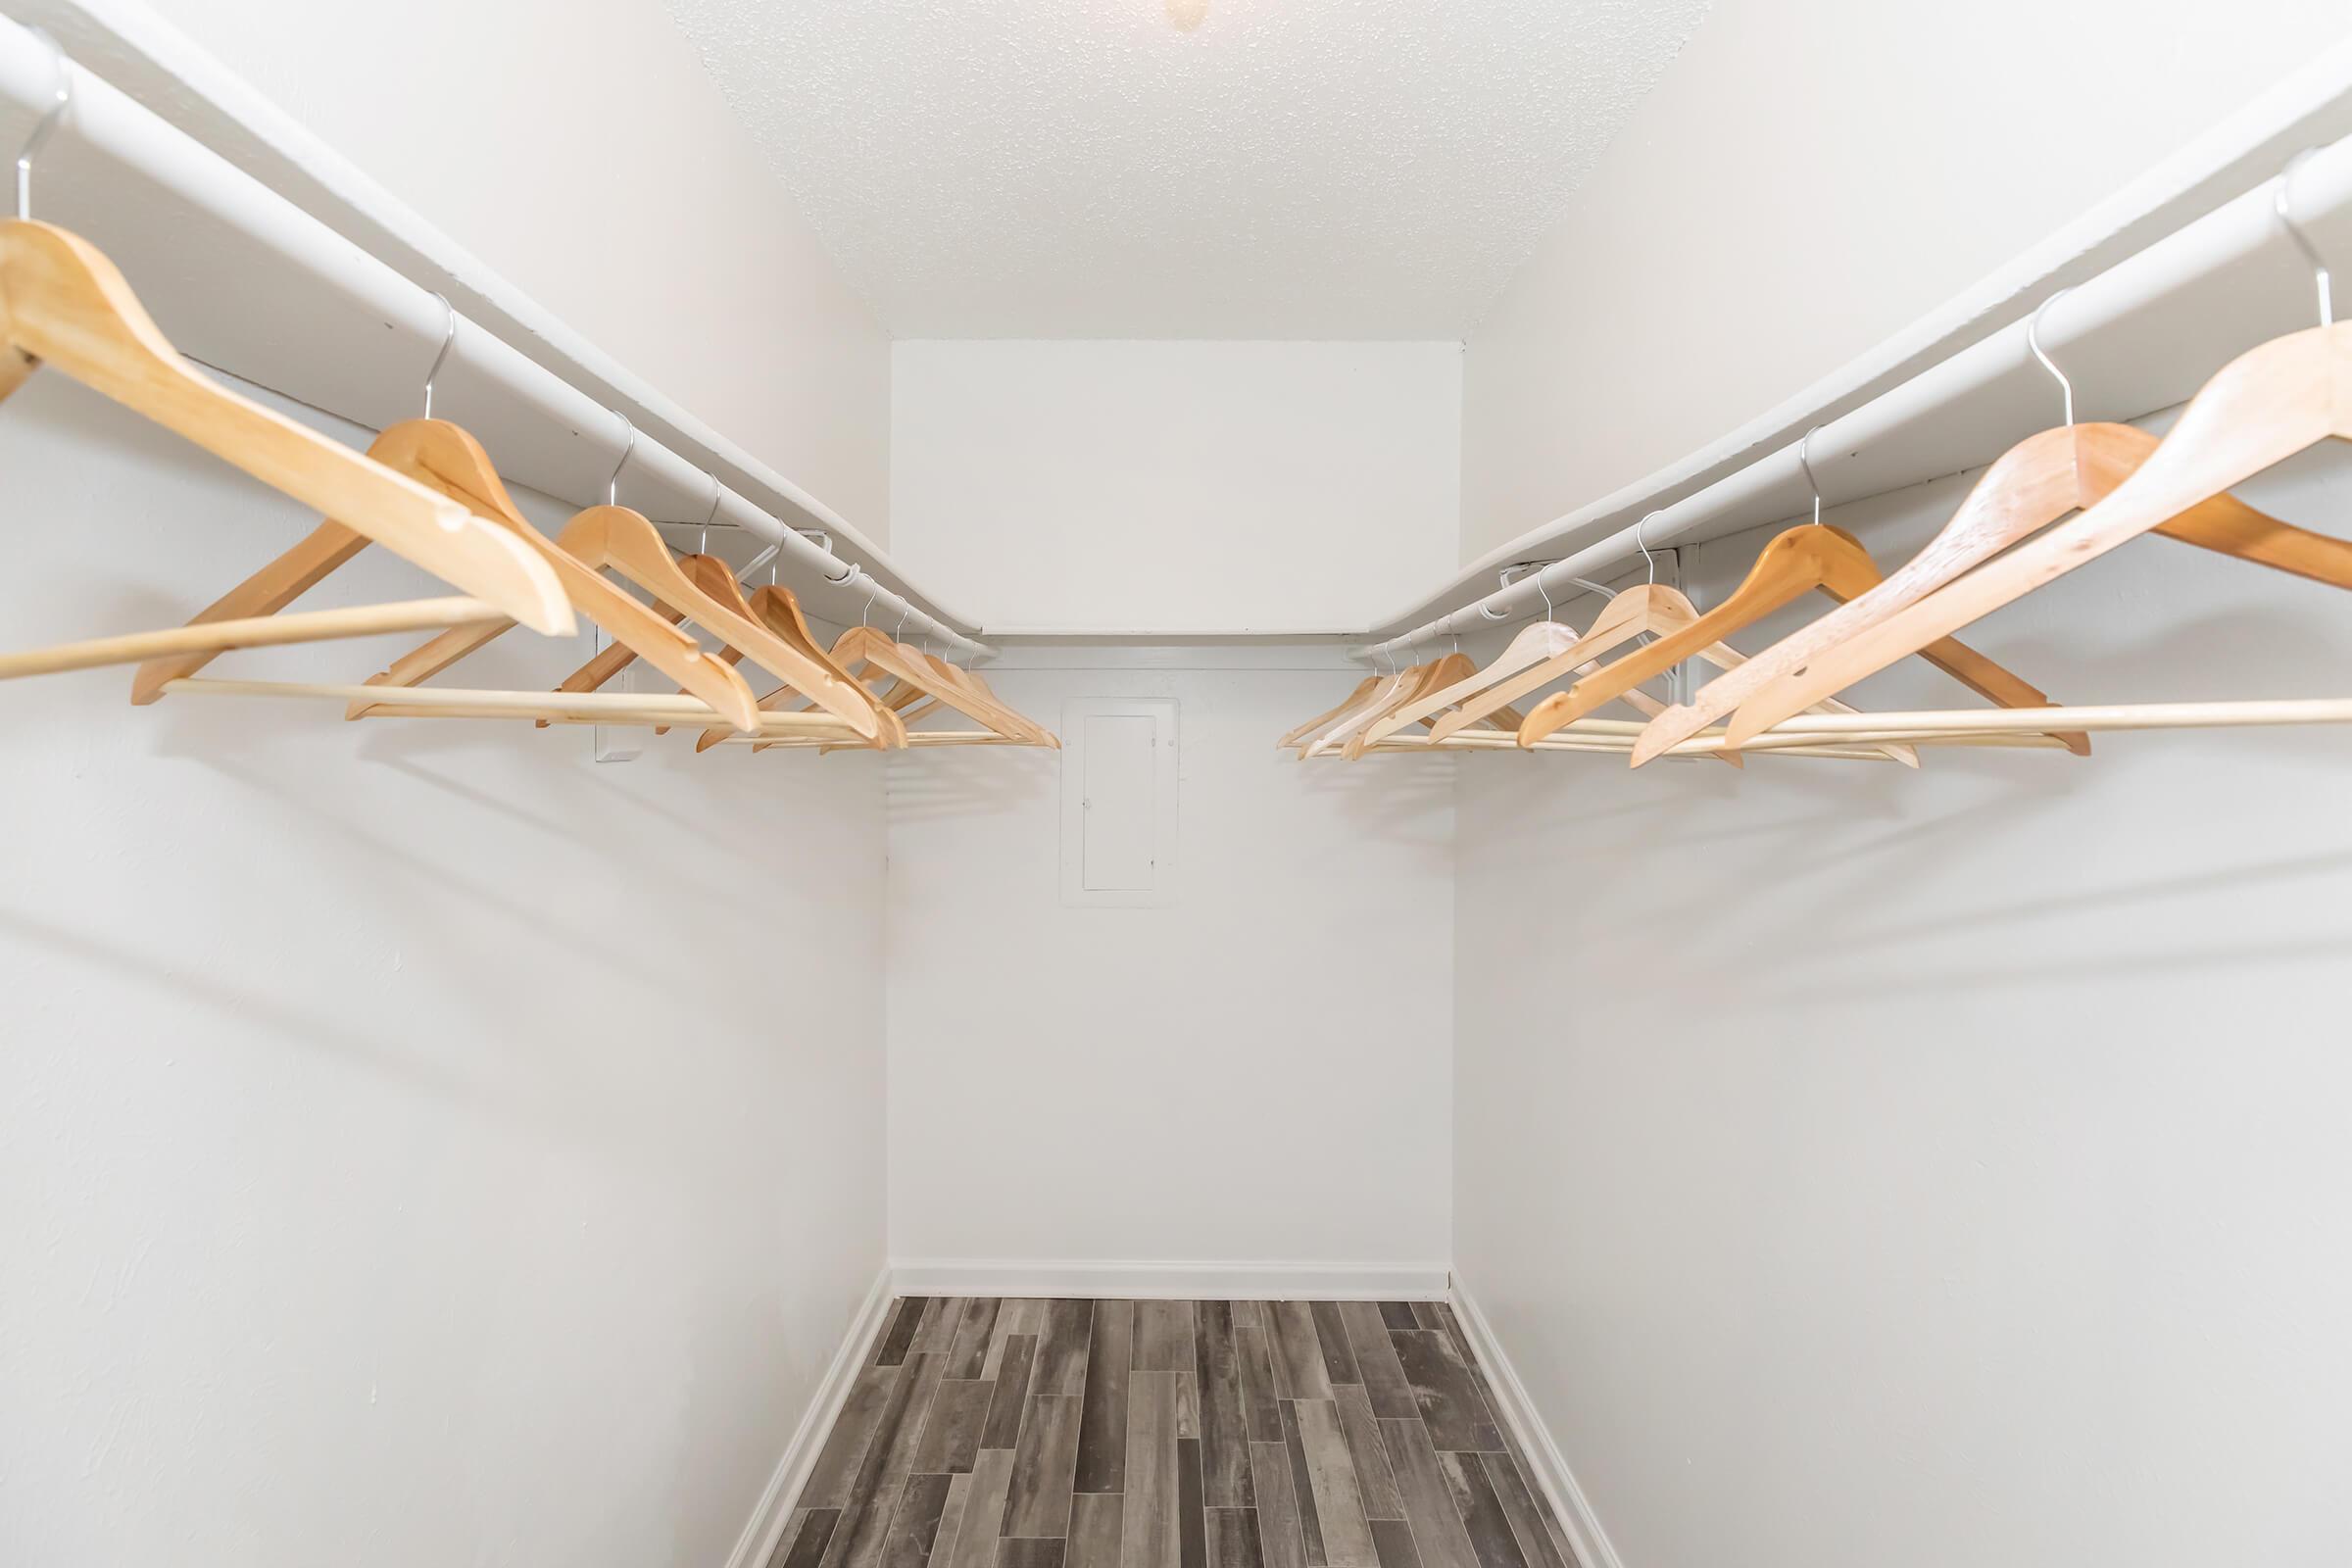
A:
242 423 760 731
1362 621 1581 745
1342 655 1475 759
1629 428 2087 760
1281 676 1378 745
0 220 570 637
125 521 368 702
556 510 873 737
1429 585 1690 743
1726 325 2352 739
1533 526 1855 738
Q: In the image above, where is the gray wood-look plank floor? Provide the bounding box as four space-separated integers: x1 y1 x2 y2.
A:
773 1299 1581 1568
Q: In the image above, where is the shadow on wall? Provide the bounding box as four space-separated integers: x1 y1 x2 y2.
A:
1479 726 2352 1005
5 733 868 1154
1293 752 1458 850
880 744 1060 823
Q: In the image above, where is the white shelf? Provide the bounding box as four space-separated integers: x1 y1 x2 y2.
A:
4 0 988 655
1356 38 2352 650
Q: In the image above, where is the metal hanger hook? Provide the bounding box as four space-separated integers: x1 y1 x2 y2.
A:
2027 286 2077 427
737 541 780 587
2276 148 2334 328
701 469 723 556
1636 511 1663 585
1494 561 1558 624
856 569 879 628
1797 426 1825 527
421 293 457 420
15 27 71 222
606 412 635 508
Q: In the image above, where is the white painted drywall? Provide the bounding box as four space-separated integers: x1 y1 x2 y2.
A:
885 652 1453 1276
0 373 889 1568
1451 421 2352 1568
138 0 896 536
1459 0 2352 563
889 342 1462 633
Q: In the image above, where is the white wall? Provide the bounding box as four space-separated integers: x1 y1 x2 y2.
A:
139 0 896 536
886 652 1453 1279
1451 422 2352 1568
891 342 1462 633
1458 0 2352 563
0 374 889 1568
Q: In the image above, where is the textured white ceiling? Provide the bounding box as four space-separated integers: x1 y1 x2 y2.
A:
662 0 1712 339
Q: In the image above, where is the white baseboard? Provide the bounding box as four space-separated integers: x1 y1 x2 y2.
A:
888 1257 1451 1300
1449 1276 1624 1568
725 1269 899 1568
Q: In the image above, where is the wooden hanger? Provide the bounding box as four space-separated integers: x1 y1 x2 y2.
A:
1281 677 1379 746
728 672 931 754
720 619 1021 751
879 682 944 727
1359 718 2068 761
918 648 1043 742
1349 728 1947 763
352 531 761 731
128 416 764 730
928 653 1054 745
834 621 1039 741
1724 200 2352 739
732 572 1049 751
716 612 959 754
656 562 905 748
1444 582 1916 762
1648 292 2352 760
1516 522 2079 750
662 555 889 733
1713 416 2352 749
1335 657 1462 759
1720 225 2352 745
824 665 1058 755
1424 584 1692 744
757 668 950 753
1357 615 1689 752
540 506 881 740
1298 657 1434 758
738 578 903 744
1360 622 1557 747
1335 652 1531 759
0 597 510 682
0 219 570 643
155 675 864 740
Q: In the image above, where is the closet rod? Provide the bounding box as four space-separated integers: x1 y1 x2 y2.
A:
0 14 992 662
1351 85 2352 665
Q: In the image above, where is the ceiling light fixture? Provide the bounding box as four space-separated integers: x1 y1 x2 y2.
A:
1166 0 1208 32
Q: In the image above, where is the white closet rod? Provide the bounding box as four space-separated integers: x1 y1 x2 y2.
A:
1352 114 2352 665
0 15 993 662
